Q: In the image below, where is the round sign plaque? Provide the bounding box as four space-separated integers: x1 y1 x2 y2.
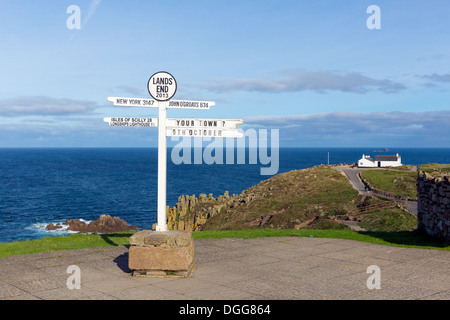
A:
147 71 177 101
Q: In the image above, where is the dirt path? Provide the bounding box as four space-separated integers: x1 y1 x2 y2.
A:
334 166 418 216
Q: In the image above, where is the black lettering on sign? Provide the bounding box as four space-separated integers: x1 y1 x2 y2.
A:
179 101 199 108
175 119 196 126
129 99 141 105
153 77 173 85
201 120 217 127
143 99 154 106
156 86 169 93
132 118 149 123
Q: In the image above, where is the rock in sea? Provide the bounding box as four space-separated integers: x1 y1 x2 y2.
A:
45 215 139 234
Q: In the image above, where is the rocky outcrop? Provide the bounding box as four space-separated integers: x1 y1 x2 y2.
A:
166 191 239 231
417 171 450 241
165 188 261 231
46 215 139 234
46 223 64 231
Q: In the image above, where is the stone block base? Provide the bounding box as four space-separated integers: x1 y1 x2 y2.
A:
132 262 196 278
128 230 194 278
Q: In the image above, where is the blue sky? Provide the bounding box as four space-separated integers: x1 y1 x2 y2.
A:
0 0 449 147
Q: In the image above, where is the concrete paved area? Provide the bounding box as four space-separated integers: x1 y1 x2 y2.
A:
1 237 449 300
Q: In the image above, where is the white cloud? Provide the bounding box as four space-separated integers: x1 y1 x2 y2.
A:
0 96 99 116
421 73 450 83
83 0 102 27
199 70 406 94
244 110 450 130
242 110 450 147
0 108 448 147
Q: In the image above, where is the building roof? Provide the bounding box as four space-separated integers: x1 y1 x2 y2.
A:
374 155 398 162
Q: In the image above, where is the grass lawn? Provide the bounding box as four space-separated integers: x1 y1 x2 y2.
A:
195 228 450 250
0 232 133 258
0 228 448 258
357 207 417 232
390 165 416 171
418 163 450 177
360 169 417 199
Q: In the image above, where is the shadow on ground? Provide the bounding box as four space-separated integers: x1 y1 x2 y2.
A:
100 232 134 246
113 252 131 273
358 229 450 249
100 233 132 273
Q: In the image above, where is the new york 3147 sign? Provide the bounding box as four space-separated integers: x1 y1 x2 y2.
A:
104 72 244 232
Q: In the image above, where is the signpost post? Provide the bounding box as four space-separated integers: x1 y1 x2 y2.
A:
148 72 176 231
105 71 243 233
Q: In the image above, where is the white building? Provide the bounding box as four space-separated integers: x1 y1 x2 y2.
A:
358 153 402 168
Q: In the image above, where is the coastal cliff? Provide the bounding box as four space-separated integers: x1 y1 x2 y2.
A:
166 166 360 231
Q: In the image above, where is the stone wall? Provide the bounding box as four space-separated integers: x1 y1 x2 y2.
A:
417 171 450 241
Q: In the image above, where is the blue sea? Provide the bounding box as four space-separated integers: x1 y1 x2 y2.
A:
0 147 449 243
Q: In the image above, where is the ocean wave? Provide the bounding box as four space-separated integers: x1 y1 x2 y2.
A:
26 219 92 236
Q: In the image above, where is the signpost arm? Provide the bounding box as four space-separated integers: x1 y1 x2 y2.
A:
156 101 168 231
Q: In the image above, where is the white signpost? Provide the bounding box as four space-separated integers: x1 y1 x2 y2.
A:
106 97 215 110
105 72 243 232
166 118 243 128
104 117 158 127
167 127 243 138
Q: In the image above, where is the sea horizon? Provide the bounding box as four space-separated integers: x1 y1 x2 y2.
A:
1 146 449 149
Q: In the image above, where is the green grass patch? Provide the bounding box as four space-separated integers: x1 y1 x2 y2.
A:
193 228 450 250
391 165 416 171
360 169 417 199
418 163 450 177
0 228 449 258
0 232 134 258
358 208 417 232
306 217 351 230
